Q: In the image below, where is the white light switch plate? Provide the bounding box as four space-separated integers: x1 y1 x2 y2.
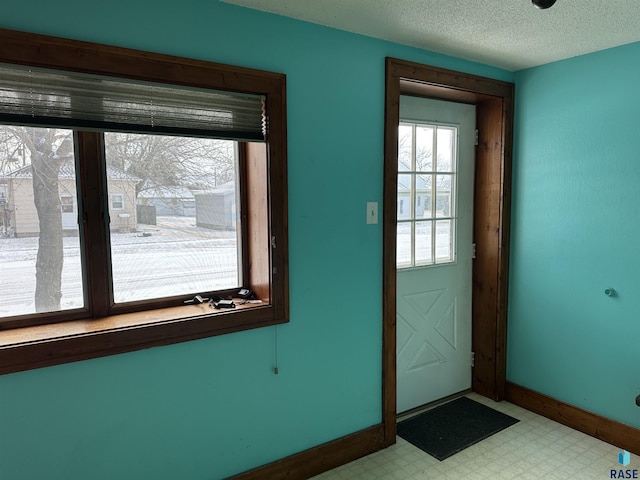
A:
366 202 378 224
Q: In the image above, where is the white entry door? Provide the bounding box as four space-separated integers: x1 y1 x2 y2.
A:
396 96 476 414
60 194 77 230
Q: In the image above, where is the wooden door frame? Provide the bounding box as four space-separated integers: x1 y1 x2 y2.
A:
382 57 515 446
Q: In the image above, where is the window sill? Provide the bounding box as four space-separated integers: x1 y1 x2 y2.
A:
0 301 285 375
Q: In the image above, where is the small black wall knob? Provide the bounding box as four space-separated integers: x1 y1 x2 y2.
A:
636 394 640 407
532 0 557 8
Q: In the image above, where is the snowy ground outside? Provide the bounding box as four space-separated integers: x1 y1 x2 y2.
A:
397 221 454 266
0 216 239 317
1 216 455 318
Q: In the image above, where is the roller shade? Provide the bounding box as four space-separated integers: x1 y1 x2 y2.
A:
0 63 266 141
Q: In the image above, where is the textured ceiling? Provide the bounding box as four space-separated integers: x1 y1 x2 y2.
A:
221 0 640 71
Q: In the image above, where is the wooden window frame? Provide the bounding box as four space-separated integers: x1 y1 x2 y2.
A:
0 28 289 375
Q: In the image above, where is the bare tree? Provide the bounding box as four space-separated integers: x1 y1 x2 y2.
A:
104 133 236 194
0 129 28 174
398 125 434 172
31 131 74 311
1 127 74 311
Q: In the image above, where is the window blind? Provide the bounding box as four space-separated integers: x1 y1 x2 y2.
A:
0 63 266 141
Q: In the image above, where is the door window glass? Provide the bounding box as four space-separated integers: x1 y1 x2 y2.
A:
397 122 457 268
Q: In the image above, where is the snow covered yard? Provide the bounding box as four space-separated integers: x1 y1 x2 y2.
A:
0 216 239 317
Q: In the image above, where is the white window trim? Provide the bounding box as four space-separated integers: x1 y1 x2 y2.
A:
111 193 124 210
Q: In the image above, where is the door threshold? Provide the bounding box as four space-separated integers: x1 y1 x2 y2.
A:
396 389 472 423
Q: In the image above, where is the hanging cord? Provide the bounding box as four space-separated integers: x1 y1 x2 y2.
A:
273 324 279 375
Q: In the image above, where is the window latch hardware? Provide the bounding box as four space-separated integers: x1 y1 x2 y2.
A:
184 294 209 305
211 299 236 309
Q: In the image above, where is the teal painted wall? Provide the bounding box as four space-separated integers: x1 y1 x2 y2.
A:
0 1 512 479
509 42 640 429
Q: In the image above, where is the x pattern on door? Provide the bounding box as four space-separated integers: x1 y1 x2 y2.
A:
397 288 458 374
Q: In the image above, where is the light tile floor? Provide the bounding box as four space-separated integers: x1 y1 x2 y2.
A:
312 393 628 480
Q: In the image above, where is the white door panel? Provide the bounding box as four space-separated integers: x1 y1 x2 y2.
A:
397 96 475 414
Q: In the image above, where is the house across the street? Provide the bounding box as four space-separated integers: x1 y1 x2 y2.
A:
137 185 196 217
3 162 139 236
